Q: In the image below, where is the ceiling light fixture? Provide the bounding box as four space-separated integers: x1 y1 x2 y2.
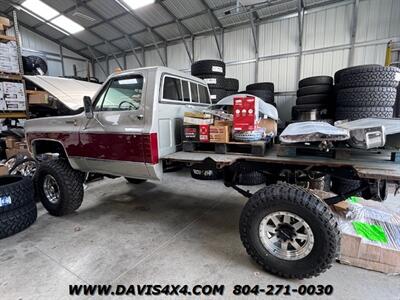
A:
21 0 59 20
122 0 155 10
51 15 85 34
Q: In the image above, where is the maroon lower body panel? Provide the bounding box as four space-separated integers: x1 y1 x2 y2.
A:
26 132 159 164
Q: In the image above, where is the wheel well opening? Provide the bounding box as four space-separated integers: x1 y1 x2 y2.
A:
32 140 67 159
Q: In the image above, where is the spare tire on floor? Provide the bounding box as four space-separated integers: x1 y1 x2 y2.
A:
335 106 394 120
246 82 274 93
191 60 225 76
336 87 397 107
338 66 400 88
299 76 333 88
0 175 36 239
0 176 34 214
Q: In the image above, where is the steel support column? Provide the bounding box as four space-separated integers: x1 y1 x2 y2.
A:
296 0 305 83
124 35 143 67
59 44 65 76
176 20 193 63
147 28 166 66
348 0 359 66
88 47 107 77
249 12 259 82
208 10 223 59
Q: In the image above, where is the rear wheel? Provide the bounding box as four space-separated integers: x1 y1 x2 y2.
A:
240 183 339 279
34 159 84 216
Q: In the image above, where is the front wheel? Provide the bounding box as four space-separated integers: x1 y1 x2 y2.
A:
240 183 339 279
34 159 84 216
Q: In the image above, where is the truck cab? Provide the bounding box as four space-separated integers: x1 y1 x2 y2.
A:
25 67 212 181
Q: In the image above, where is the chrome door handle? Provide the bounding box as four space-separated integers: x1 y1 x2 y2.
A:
137 114 144 120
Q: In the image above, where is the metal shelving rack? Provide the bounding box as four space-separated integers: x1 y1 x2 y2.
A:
0 10 28 120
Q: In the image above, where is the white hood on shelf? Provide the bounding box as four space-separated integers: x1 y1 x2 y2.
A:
24 75 101 111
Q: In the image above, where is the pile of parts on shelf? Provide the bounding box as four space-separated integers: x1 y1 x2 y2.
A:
191 60 239 103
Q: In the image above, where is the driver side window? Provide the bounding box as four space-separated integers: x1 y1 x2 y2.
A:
95 75 144 111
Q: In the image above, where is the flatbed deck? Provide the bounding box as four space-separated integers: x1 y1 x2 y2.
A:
163 145 400 181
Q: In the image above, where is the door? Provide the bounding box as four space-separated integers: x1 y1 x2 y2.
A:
79 74 150 178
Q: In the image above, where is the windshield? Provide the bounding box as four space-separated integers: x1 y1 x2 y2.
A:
95 75 144 111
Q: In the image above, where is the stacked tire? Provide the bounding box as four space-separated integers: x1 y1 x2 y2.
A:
335 65 400 120
245 82 275 105
191 60 239 104
0 176 37 239
292 76 334 121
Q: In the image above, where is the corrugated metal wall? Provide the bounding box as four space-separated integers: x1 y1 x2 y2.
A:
94 0 400 120
8 26 92 78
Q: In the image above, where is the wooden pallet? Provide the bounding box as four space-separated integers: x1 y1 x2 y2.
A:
183 140 270 157
277 143 400 163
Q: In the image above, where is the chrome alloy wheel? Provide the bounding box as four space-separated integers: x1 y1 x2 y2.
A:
43 175 60 204
10 160 37 177
259 211 314 260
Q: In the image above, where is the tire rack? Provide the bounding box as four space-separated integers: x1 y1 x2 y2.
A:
0 11 29 120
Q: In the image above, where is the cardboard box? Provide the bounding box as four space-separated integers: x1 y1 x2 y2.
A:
184 112 212 119
5 136 17 149
339 233 400 274
0 164 8 176
184 125 200 141
210 125 230 143
0 17 11 28
28 91 49 104
258 118 278 136
184 116 213 126
214 120 232 127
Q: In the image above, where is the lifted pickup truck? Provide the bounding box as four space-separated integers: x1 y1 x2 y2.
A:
25 66 400 279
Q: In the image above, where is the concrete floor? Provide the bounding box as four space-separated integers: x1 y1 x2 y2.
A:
1 170 399 300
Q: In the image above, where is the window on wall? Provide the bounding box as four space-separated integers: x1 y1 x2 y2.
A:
190 82 199 103
182 80 190 102
163 76 182 101
198 85 210 104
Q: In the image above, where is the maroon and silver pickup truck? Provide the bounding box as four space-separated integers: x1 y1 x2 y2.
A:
25 66 400 279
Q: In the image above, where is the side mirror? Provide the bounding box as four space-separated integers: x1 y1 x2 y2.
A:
83 96 93 119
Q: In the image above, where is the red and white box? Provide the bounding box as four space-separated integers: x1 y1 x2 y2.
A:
199 125 209 142
233 96 259 131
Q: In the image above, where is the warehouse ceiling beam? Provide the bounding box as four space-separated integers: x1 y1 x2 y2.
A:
296 0 305 83
147 28 166 66
105 41 123 70
87 46 107 76
5 0 106 58
199 0 223 28
157 0 193 37
124 35 143 67
208 10 223 60
114 0 168 44
348 0 359 66
175 20 193 63
85 0 351 62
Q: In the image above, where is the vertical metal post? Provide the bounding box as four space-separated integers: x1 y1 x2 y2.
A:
147 28 166 66
176 20 193 63
221 28 225 61
142 48 146 66
124 34 143 67
296 0 305 83
249 12 259 82
59 44 65 76
106 55 110 75
123 53 127 70
164 42 168 66
12 10 24 75
87 47 107 77
208 10 223 59
191 36 195 63
348 0 359 67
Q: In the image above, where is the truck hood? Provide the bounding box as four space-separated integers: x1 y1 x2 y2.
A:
24 75 101 110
